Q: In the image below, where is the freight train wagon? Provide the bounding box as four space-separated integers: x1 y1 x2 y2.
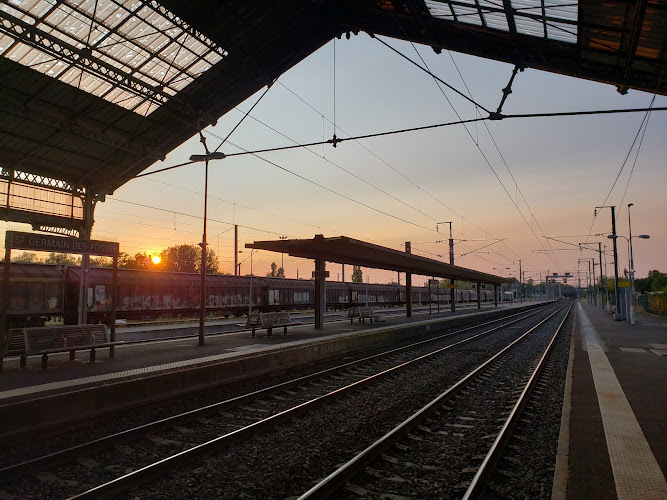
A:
1 263 500 327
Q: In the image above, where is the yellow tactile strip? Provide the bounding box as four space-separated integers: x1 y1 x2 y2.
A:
578 303 667 499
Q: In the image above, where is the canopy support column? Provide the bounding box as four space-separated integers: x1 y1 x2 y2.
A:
477 282 481 309
78 187 95 325
494 284 498 307
314 259 326 329
405 241 412 318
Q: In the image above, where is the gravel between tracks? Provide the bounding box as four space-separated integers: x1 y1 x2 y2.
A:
124 310 561 499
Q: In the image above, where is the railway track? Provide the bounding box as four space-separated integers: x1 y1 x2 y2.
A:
0 303 561 499
299 302 572 499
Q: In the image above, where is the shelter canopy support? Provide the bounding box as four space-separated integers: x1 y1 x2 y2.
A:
314 260 326 330
246 235 510 329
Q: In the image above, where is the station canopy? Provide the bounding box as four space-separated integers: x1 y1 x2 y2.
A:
246 235 511 285
0 0 665 202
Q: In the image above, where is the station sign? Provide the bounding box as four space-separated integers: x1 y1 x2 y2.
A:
6 231 119 257
312 270 330 278
618 280 630 288
448 284 457 289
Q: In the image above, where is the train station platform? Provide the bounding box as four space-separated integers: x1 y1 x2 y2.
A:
0 301 535 438
555 300 667 500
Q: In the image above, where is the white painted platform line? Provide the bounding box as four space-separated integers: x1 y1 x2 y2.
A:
0 345 272 401
577 303 667 500
619 347 646 353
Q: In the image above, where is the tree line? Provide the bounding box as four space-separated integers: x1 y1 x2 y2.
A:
634 270 667 293
11 244 220 274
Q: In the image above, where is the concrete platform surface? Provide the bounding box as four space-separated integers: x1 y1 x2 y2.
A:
561 300 667 500
0 302 528 401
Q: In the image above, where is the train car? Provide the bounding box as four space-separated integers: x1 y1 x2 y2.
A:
0 263 65 327
348 282 401 307
263 277 313 310
324 281 350 310
65 267 267 324
4 261 505 327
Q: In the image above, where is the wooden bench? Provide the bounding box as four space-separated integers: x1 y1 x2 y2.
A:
348 306 376 324
4 328 25 357
21 325 115 369
246 311 300 337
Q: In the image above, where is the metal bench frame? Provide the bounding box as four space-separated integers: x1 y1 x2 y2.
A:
348 306 376 324
246 311 300 337
21 325 114 369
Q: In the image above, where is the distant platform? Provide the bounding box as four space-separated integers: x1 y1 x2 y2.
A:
555 300 667 500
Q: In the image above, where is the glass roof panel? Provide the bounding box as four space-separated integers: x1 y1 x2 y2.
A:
0 34 18 55
426 0 578 42
0 0 227 115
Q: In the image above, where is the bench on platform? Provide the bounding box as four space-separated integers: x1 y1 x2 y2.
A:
245 311 301 337
20 324 115 369
348 306 376 324
4 328 25 357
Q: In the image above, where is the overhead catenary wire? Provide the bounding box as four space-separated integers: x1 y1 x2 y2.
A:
134 106 665 179
397 38 559 272
444 50 562 271
618 101 653 209
231 107 441 224
583 95 657 243
275 80 507 255
213 83 273 153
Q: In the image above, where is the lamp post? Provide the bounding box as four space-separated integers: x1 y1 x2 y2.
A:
189 149 226 346
608 233 649 324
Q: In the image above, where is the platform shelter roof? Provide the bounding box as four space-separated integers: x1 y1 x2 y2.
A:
246 235 511 285
0 0 664 203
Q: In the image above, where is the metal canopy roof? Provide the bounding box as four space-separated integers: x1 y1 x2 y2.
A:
246 235 511 285
0 0 664 203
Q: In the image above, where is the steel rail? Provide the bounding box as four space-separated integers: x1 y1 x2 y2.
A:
0 305 549 482
462 302 573 499
66 306 556 499
297 303 567 499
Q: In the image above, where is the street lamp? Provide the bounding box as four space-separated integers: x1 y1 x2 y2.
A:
608 233 649 324
189 147 226 346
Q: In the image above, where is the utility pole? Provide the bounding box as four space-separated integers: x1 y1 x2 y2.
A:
514 260 522 303
598 242 603 308
438 221 455 312
597 206 621 318
234 224 238 276
610 207 621 318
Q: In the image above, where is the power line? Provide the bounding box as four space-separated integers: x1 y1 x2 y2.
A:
619 98 654 211
213 136 438 233
274 81 505 256
584 95 657 242
232 108 440 224
396 38 557 272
